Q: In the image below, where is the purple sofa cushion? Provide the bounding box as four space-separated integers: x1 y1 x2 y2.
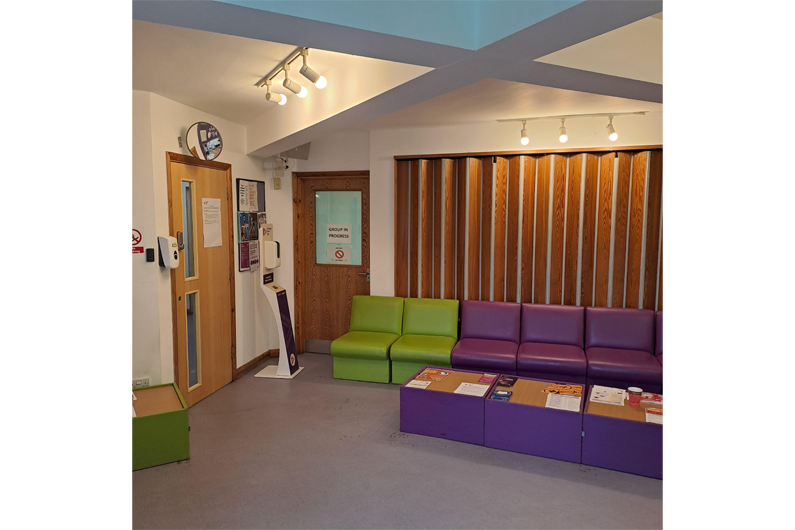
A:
656 311 663 356
451 338 518 373
585 307 655 353
517 342 587 377
460 300 521 343
520 304 584 347
586 347 663 385
657 354 662 367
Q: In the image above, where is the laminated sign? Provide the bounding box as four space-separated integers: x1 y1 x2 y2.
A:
327 245 351 264
326 224 351 243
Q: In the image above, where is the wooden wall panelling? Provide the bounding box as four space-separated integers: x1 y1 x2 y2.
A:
563 154 582 305
534 155 551 304
409 160 419 298
625 151 649 308
420 160 433 298
579 154 599 307
480 157 493 301
506 156 520 302
394 160 409 297
443 159 456 299
643 150 663 310
549 155 567 304
456 159 466 300
433 159 442 298
520 156 537 303
611 152 633 307
467 158 482 300
492 157 508 301
594 153 615 307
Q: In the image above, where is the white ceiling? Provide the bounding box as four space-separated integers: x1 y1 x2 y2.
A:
132 21 431 125
361 78 662 130
536 14 663 84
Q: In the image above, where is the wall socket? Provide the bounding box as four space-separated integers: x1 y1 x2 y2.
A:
133 378 150 390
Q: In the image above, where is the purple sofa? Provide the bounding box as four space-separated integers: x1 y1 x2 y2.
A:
451 301 520 374
517 304 586 384
585 307 662 394
656 312 663 367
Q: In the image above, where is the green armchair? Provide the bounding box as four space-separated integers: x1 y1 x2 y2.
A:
390 298 459 384
330 295 404 383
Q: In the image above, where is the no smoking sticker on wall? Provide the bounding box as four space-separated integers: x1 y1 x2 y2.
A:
326 245 351 264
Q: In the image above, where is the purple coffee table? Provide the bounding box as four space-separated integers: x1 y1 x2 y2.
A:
581 385 663 479
484 376 584 463
400 367 499 445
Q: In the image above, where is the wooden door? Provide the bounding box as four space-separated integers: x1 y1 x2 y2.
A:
294 172 370 353
167 153 235 407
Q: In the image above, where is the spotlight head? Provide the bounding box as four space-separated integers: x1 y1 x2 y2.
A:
300 64 327 89
606 117 618 141
520 121 529 145
265 91 287 105
283 77 306 97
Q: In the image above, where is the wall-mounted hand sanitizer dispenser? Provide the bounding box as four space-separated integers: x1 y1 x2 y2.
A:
158 236 180 269
262 241 280 269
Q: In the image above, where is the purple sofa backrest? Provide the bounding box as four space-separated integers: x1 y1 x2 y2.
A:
585 307 655 353
520 304 584 348
460 300 521 343
656 312 663 355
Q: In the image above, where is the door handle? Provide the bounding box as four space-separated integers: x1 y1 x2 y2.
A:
358 268 370 283
176 231 184 251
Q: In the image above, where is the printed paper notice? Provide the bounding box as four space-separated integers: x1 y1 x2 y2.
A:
249 241 259 271
405 380 432 389
327 224 351 243
453 382 489 397
545 393 581 412
645 408 663 425
202 198 222 248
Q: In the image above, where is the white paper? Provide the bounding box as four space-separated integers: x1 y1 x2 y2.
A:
249 241 259 271
590 385 626 406
327 224 352 243
132 405 137 418
405 380 432 389
202 198 222 248
247 182 258 212
545 393 581 412
238 181 251 212
453 382 489 397
257 212 267 226
645 409 663 425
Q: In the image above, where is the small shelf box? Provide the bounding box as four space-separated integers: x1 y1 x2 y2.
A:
133 383 190 471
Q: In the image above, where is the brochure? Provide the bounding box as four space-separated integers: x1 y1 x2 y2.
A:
478 373 497 383
640 393 663 404
490 390 512 402
545 393 582 412
543 383 583 397
405 380 432 390
415 369 451 382
590 386 626 406
453 382 489 397
497 375 517 387
645 408 663 424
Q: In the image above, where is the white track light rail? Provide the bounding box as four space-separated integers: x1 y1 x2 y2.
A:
499 111 647 146
255 47 327 104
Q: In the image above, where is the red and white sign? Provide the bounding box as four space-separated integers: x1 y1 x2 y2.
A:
326 245 351 264
133 229 143 254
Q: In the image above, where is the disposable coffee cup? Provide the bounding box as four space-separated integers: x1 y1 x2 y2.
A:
628 387 643 408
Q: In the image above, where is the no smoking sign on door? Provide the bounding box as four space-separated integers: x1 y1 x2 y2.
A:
326 245 351 264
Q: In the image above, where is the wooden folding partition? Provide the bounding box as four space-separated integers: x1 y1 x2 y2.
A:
393 147 664 311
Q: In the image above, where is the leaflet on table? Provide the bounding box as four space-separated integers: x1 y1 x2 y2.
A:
405 379 432 390
478 374 497 383
545 393 582 412
645 408 663 424
590 386 626 406
453 382 490 397
490 390 512 402
640 392 663 404
497 375 517 387
543 383 583 397
415 369 451 382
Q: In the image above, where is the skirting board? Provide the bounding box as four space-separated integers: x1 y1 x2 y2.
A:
235 349 278 379
254 365 305 379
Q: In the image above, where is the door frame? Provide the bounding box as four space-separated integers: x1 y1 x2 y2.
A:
165 152 238 393
292 170 370 354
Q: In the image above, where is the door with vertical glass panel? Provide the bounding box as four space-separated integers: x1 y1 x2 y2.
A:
168 154 234 407
295 173 370 354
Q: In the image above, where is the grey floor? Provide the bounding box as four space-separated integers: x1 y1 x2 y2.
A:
133 354 662 529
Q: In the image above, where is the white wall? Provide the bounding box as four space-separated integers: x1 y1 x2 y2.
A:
132 91 278 386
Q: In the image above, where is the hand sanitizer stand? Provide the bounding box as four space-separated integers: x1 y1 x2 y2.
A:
255 224 303 379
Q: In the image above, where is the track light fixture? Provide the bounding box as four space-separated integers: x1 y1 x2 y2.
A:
558 119 568 143
282 64 307 98
264 80 287 105
498 111 646 146
606 116 618 141
300 49 327 89
255 47 327 104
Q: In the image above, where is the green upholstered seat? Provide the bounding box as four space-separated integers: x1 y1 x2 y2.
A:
330 296 404 383
390 298 459 384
